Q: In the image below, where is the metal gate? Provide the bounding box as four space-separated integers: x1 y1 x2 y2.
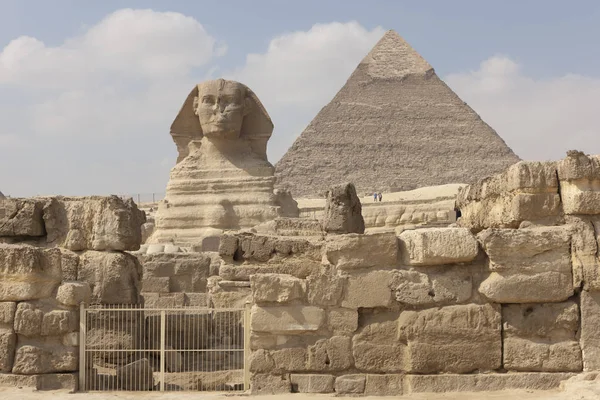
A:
79 304 250 392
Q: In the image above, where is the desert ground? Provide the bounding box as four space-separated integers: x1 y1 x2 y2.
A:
3 376 600 400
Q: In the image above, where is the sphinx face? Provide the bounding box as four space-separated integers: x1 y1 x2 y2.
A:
195 80 247 140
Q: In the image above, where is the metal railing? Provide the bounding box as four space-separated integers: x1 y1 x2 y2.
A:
79 303 251 392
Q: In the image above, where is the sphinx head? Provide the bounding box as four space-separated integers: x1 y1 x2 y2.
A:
170 79 273 162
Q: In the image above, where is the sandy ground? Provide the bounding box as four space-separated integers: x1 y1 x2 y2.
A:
2 378 600 400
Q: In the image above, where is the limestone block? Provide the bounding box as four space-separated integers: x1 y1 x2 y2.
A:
290 374 334 393
142 293 185 308
306 268 344 306
398 228 478 266
141 252 210 293
398 303 501 373
236 233 322 263
184 293 209 307
308 336 353 371
251 274 305 303
271 347 308 372
404 372 576 393
218 234 238 257
78 251 142 304
220 262 319 281
457 161 561 231
325 232 398 269
568 215 600 290
580 290 600 371
364 374 403 396
335 374 365 394
352 313 406 373
390 267 472 307
56 282 92 306
0 198 45 237
254 218 322 237
12 339 77 374
59 249 79 281
322 183 365 234
116 358 154 391
141 276 170 293
341 270 393 309
43 196 145 251
0 331 16 372
328 308 358 334
251 373 291 394
36 373 78 391
15 302 78 337
557 151 600 214
503 338 582 372
0 245 62 301
478 226 573 303
0 302 16 327
249 349 274 373
251 305 324 334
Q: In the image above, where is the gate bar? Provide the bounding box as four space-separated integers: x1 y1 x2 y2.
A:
160 310 166 392
78 302 86 392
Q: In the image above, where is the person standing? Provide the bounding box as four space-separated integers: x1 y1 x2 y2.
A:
373 192 378 202
378 192 382 202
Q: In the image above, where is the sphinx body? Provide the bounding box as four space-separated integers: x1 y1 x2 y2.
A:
149 79 281 246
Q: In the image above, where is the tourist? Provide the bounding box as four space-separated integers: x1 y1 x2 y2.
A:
378 192 382 202
373 192 378 202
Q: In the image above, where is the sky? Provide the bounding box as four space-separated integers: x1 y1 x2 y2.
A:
1 0 599 197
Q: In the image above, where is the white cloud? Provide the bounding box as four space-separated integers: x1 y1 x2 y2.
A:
446 56 600 161
0 9 221 196
228 21 386 161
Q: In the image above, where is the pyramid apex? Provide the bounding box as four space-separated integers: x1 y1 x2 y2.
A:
360 30 433 78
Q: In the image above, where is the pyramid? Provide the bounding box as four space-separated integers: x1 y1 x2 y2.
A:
275 30 521 197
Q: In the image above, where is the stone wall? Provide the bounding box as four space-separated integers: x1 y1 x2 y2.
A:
234 151 600 395
0 196 144 391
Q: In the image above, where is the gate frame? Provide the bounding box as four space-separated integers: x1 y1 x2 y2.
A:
78 302 252 392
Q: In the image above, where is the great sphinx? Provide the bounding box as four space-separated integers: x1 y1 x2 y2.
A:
149 79 293 246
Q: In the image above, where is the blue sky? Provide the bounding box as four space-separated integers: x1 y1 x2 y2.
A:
1 1 599 196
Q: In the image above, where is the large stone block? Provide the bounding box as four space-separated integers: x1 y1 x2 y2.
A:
398 303 501 373
457 161 561 231
251 373 291 394
290 374 334 393
328 308 358 334
0 302 16 327
335 374 365 394
341 270 393 309
141 252 211 293
390 267 472 307
251 305 324 334
56 282 92 306
43 196 145 251
78 251 142 304
568 215 600 290
251 274 305 304
307 336 353 371
235 233 322 263
478 226 573 303
557 151 600 214
306 267 345 306
404 372 575 393
398 228 478 266
12 338 77 374
364 374 404 396
0 198 45 237
116 358 154 391
325 232 398 269
352 312 406 373
15 302 78 337
581 290 600 371
0 331 16 372
322 183 365 234
0 245 62 301
271 347 308 372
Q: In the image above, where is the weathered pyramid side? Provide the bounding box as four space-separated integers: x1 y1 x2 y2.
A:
275 30 520 198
